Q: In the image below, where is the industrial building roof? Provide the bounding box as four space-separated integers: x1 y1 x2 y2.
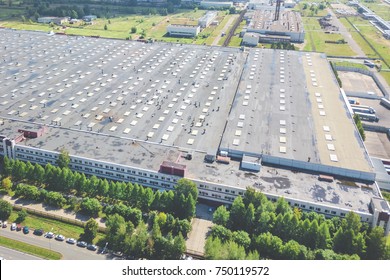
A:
247 10 304 33
0 29 380 213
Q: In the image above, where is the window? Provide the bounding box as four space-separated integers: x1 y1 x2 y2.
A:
325 210 329 213
300 205 306 208
309 206 314 210
331 211 336 215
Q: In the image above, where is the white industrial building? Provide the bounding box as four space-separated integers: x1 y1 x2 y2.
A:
0 29 389 235
242 32 260 46
244 10 305 43
166 24 200 37
200 1 233 9
198 11 218 28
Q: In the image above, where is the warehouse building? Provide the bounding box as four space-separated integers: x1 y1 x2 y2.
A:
244 9 305 43
0 29 388 235
167 24 200 37
198 11 218 28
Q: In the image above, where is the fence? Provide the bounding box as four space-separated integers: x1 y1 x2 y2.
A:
12 204 107 233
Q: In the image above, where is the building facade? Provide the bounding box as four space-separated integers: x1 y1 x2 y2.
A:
1 134 389 235
167 24 201 37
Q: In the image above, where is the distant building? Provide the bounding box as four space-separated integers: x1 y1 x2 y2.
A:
198 11 218 28
284 0 296 8
37 17 68 25
244 10 305 43
166 24 200 37
247 0 277 10
82 15 97 22
242 32 260 46
137 0 167 6
200 1 233 9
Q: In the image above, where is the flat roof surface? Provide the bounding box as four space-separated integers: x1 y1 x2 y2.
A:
0 29 379 212
247 10 304 33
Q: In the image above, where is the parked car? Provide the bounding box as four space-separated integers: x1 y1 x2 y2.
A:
77 241 87 248
23 226 29 234
10 223 16 231
87 244 98 251
2 221 7 228
55 234 65 241
44 232 54 239
16 224 22 231
33 228 44 236
66 238 76 245
0 220 2 227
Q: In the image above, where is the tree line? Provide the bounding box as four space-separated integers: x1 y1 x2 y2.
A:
1 156 198 259
206 188 389 260
2 156 197 221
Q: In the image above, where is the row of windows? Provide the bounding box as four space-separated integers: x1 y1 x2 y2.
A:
71 164 174 189
71 161 176 183
16 148 56 158
199 184 243 196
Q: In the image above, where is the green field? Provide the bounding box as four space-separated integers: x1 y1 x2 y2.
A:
0 10 235 45
302 17 356 55
0 235 62 260
8 210 105 244
339 16 390 85
332 61 369 70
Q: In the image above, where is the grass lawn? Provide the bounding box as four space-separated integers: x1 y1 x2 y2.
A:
302 17 357 55
8 210 105 244
227 35 242 47
0 10 208 43
0 235 62 260
331 61 369 70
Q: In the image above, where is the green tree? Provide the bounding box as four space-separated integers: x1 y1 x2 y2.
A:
232 230 251 249
71 10 78 19
81 218 98 243
45 191 66 208
254 232 283 259
229 196 246 230
1 177 12 191
104 24 108 30
333 212 366 256
213 205 230 226
282 240 308 260
175 178 198 201
80 197 102 217
0 199 12 221
353 114 366 141
16 209 28 223
365 227 388 260
131 26 137 33
211 225 232 242
56 149 70 169
2 157 14 177
106 214 128 251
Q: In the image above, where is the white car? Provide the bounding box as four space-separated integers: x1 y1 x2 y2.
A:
10 223 16 231
45 232 54 238
55 234 65 241
66 238 76 245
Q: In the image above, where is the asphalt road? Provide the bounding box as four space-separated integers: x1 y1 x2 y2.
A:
0 228 109 260
0 245 42 260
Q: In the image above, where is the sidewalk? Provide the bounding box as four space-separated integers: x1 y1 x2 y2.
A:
0 194 106 228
